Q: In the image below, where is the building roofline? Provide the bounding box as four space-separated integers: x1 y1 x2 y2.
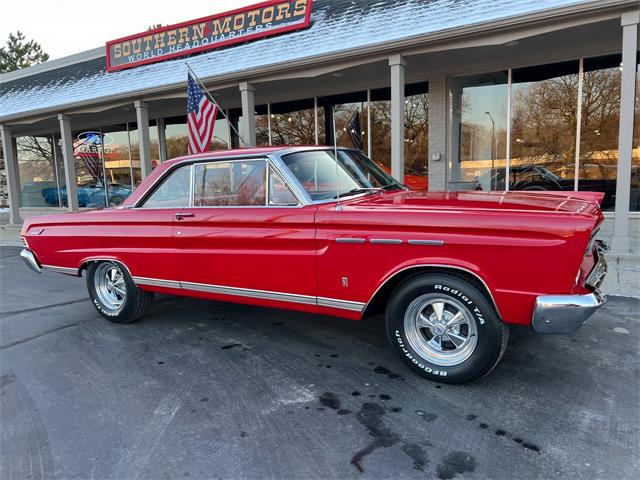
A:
1 0 637 124
0 47 105 83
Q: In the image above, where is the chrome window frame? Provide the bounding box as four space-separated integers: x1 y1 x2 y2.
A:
134 146 388 210
135 153 306 209
268 147 402 206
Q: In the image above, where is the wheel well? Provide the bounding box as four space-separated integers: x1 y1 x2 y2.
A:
362 266 500 319
78 259 131 278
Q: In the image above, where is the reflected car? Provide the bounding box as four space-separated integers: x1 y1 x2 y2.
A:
476 164 621 210
42 183 132 208
20 147 608 384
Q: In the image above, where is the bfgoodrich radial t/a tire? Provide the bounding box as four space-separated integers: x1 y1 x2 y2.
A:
86 261 154 323
386 273 508 384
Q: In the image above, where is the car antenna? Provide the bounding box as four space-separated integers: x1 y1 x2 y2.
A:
333 105 342 211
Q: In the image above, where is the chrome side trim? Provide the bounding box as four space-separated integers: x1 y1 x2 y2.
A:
20 249 41 273
408 239 445 246
41 264 78 276
180 281 317 306
532 290 606 334
336 238 365 244
370 239 402 245
362 264 501 318
132 276 182 289
317 297 366 312
132 274 365 312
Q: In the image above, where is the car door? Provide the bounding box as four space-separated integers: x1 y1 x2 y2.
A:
174 157 318 310
120 163 192 286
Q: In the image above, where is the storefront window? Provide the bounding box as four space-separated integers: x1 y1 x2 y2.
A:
450 71 508 191
577 55 621 211
16 135 63 207
632 61 640 212
102 125 135 206
404 84 429 190
129 121 159 183
255 105 270 146
369 97 391 171
72 129 106 208
270 99 316 146
163 112 230 160
510 61 579 193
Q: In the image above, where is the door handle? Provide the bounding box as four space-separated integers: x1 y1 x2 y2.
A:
175 212 195 220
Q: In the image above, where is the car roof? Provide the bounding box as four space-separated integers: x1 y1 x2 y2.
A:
161 145 353 168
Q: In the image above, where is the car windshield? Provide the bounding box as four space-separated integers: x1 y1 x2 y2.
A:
282 150 403 201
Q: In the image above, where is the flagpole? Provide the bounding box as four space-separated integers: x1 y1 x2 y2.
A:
186 64 249 148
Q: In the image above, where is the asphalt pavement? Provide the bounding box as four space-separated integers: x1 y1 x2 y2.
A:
1 245 638 480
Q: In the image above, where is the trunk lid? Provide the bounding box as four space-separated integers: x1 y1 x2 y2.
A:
347 190 604 215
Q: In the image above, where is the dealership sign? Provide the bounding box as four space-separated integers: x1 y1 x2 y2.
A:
106 0 313 72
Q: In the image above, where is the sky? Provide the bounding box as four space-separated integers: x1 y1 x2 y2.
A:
1 0 257 60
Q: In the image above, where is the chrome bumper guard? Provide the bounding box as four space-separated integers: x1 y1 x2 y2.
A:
533 239 608 334
586 240 608 290
532 290 606 334
20 248 42 273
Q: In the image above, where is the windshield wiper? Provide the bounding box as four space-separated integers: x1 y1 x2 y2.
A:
335 187 381 199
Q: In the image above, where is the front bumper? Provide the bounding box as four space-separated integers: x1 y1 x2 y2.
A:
20 248 42 273
532 290 606 334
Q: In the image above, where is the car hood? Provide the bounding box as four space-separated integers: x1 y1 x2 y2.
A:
344 189 604 215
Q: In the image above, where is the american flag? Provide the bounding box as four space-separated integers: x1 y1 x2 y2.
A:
187 73 218 154
345 109 363 150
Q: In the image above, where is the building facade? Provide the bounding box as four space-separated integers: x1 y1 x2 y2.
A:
0 0 638 252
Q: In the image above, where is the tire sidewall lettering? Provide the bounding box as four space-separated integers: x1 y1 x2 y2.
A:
434 284 485 325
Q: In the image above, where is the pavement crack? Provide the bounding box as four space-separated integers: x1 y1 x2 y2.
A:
0 298 89 319
0 318 93 350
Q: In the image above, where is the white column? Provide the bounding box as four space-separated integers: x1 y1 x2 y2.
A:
134 100 152 178
0 125 21 224
390 55 406 183
57 114 79 212
612 11 639 254
239 82 256 147
427 76 448 191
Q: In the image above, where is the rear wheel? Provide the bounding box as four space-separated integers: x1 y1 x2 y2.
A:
385 273 508 384
86 261 154 323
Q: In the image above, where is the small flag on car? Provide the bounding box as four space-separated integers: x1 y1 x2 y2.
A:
187 72 218 154
345 109 363 150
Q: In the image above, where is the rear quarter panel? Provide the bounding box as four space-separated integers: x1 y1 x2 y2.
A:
21 209 176 281
315 203 599 326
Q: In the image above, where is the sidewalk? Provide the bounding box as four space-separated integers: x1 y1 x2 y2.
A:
0 223 22 246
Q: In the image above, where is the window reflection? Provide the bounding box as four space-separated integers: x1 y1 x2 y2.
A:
102 125 134 206
163 113 230 160
450 71 508 191
269 99 316 146
16 135 63 207
578 55 621 211
510 61 579 193
404 87 429 190
632 61 640 212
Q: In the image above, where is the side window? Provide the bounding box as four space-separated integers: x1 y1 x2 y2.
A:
141 166 191 208
269 168 299 206
194 160 266 206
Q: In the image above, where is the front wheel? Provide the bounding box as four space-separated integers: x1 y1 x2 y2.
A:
87 261 154 323
386 273 508 384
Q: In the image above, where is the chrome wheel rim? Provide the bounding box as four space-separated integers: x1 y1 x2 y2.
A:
94 263 126 311
403 294 478 367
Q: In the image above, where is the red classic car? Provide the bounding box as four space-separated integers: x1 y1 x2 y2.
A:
19 147 608 383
